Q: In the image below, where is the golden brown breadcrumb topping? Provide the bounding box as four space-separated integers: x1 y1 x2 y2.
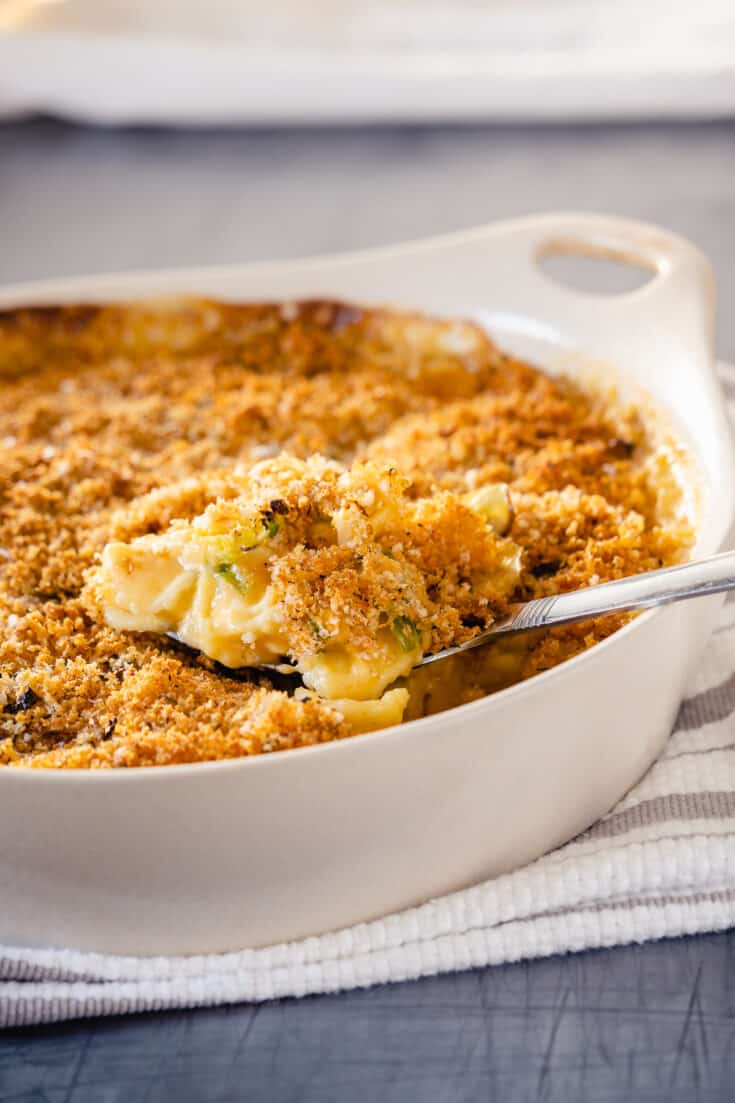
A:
0 299 693 768
87 454 518 670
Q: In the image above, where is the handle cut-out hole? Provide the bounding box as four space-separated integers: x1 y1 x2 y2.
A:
538 251 655 297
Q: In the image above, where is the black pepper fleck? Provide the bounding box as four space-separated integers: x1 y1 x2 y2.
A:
4 687 40 714
102 718 117 741
607 438 635 459
531 560 562 579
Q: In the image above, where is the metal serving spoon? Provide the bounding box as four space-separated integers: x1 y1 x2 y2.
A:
246 550 735 677
419 549 735 667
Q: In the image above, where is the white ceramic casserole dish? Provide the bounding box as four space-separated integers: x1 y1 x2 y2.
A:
1 213 733 957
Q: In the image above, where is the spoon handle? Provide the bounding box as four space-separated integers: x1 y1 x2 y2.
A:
421 550 735 666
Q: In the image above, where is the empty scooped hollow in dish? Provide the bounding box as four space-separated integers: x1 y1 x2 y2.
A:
0 297 696 768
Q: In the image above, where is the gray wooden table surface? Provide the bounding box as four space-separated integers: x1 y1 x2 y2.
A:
1 117 734 1102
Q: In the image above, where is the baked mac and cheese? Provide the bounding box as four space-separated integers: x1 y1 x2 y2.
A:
0 299 693 767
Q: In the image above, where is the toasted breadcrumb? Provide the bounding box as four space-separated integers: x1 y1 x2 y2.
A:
0 299 693 768
87 454 518 671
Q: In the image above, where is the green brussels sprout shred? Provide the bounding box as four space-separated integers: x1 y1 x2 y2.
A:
214 562 249 595
392 615 421 652
309 618 330 642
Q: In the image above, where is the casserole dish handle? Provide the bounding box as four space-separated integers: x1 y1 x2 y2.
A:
497 213 716 372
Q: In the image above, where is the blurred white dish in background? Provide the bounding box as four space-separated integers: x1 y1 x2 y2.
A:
0 0 734 124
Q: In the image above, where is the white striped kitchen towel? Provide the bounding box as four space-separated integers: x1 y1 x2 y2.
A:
2 365 735 1028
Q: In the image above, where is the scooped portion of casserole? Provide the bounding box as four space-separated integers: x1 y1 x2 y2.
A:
0 298 694 768
90 454 521 729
